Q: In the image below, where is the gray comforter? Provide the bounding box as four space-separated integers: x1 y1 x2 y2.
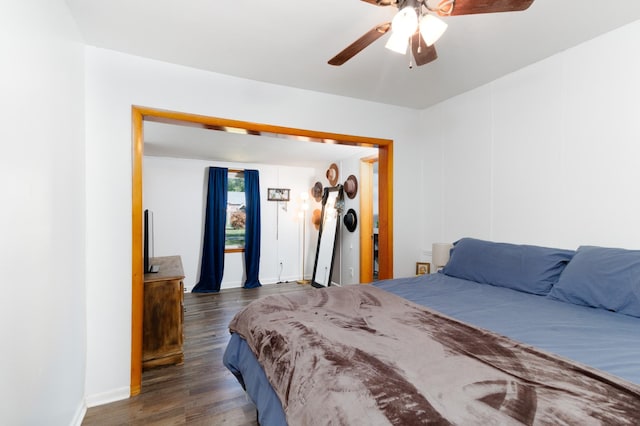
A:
229 285 640 425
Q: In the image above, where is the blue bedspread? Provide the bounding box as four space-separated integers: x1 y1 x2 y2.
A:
223 273 640 424
377 273 640 385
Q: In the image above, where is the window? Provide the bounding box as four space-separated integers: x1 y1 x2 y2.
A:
225 171 245 251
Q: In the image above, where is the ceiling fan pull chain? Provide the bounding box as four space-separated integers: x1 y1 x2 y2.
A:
417 6 423 54
409 36 414 69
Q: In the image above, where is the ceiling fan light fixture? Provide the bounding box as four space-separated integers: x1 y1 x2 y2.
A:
391 6 418 38
385 31 409 54
419 14 448 46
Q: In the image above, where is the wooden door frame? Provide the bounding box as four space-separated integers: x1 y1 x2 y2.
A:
359 156 377 283
130 105 394 395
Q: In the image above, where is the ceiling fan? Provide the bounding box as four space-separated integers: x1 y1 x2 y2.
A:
328 0 535 67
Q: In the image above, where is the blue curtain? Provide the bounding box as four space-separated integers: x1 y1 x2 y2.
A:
243 169 262 289
193 167 228 293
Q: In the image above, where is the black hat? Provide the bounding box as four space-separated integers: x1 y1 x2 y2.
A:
343 208 357 232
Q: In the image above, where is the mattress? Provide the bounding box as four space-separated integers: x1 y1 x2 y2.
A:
223 273 640 424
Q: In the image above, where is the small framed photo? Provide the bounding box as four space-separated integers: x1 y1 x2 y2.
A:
268 188 290 201
416 262 430 275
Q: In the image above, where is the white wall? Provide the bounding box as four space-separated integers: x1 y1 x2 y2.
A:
305 152 376 287
84 47 420 403
0 1 87 425
336 153 373 285
143 156 317 290
419 19 640 256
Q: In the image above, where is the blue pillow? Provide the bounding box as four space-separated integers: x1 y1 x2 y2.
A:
443 238 574 295
548 245 640 317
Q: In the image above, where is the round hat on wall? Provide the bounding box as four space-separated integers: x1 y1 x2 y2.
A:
312 181 323 202
312 208 322 230
343 208 358 232
344 174 358 199
326 163 339 186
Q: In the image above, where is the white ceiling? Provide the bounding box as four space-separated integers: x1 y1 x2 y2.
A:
67 0 640 109
144 121 377 168
66 0 640 165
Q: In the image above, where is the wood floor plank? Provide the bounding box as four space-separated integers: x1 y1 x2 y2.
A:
83 282 310 425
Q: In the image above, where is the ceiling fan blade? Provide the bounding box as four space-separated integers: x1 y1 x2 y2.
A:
411 32 438 66
360 0 396 6
328 22 391 66
440 0 535 16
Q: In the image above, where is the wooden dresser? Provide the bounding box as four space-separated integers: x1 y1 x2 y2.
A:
143 255 185 370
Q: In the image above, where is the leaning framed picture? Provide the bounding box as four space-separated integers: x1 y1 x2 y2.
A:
416 262 430 275
267 188 290 201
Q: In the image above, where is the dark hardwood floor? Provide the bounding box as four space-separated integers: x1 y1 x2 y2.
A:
83 282 309 425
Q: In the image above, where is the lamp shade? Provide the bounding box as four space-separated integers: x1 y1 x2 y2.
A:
419 14 448 46
391 6 418 38
385 31 409 54
432 242 453 268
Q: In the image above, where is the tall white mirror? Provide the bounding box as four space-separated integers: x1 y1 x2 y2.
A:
311 186 343 287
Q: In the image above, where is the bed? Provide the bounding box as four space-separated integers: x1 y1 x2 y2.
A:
223 238 640 425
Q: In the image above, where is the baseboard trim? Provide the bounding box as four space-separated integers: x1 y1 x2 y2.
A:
218 276 304 289
70 401 87 426
85 386 130 408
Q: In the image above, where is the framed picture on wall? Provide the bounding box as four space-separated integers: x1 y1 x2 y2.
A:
267 188 290 201
416 262 430 275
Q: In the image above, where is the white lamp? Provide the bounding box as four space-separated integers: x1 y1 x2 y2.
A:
385 5 418 54
392 6 418 37
432 242 453 270
297 192 310 284
419 14 448 46
385 31 410 54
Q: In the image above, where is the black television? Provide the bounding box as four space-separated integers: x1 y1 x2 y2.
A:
144 209 159 273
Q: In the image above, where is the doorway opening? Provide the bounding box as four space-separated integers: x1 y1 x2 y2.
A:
130 106 394 395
